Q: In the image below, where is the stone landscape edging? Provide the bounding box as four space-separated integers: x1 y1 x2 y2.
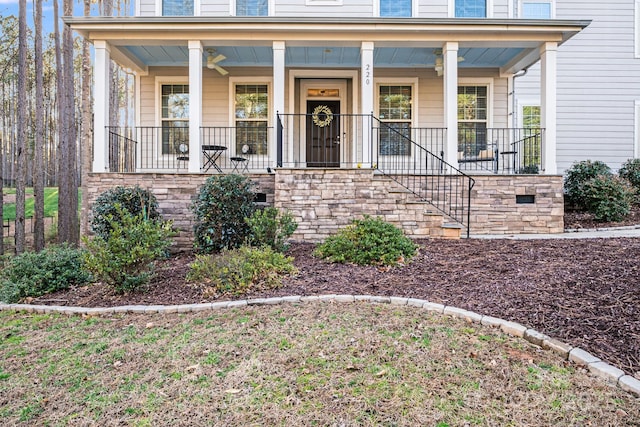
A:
1 295 639 398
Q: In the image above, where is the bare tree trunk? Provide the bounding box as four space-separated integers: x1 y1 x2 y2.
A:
33 0 45 251
80 0 92 237
15 0 28 254
57 0 79 245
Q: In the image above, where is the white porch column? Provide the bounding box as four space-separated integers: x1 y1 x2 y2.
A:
541 42 558 174
188 41 203 173
443 42 459 169
93 40 110 172
361 41 374 167
273 41 285 167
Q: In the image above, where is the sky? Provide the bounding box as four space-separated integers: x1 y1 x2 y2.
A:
0 0 98 35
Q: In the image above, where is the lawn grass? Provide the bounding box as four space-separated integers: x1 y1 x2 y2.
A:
2 188 59 221
0 303 637 426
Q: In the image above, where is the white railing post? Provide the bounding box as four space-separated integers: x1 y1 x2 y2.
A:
361 42 374 167
93 40 110 172
188 40 203 173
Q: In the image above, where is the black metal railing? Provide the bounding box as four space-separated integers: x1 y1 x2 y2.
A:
277 113 372 167
372 118 475 236
457 127 544 174
108 128 137 172
106 126 274 173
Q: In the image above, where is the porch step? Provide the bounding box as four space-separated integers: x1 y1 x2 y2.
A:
441 223 464 240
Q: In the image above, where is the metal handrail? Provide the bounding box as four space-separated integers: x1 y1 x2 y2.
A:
372 117 475 237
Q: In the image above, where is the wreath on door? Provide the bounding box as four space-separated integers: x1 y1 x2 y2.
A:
312 105 334 128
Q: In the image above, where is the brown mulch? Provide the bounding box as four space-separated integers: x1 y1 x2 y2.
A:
564 205 640 230
34 237 640 378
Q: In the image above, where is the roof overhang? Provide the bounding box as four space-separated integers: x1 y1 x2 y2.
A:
64 17 590 75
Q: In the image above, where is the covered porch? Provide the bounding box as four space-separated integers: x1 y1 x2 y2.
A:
68 17 588 176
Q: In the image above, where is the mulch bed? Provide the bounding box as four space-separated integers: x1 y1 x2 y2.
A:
33 237 640 378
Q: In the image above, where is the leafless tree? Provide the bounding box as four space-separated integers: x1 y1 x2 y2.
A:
15 0 28 253
56 0 79 244
33 0 45 251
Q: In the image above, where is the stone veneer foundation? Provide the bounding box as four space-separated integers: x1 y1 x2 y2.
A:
83 170 564 249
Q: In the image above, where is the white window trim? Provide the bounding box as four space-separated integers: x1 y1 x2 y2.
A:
156 0 200 16
449 0 494 18
518 0 555 19
230 0 275 16
374 0 418 17
155 76 189 128
229 77 273 156
458 78 494 129
374 78 419 128
375 78 419 157
515 98 540 128
154 77 190 157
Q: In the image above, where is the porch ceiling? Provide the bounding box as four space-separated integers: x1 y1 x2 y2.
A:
121 45 526 69
67 17 589 74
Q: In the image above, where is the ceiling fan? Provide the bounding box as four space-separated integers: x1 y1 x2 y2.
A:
206 49 229 76
433 48 465 77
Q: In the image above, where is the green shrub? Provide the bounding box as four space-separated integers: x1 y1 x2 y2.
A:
583 175 635 222
314 216 417 266
83 208 174 294
192 174 256 253
564 160 612 209
0 244 91 303
619 158 640 192
246 207 298 252
90 186 159 239
187 245 297 296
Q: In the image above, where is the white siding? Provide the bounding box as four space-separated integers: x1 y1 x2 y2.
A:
139 0 515 17
273 0 374 16
493 0 511 18
515 0 640 172
138 0 157 16
416 0 448 17
201 1 231 15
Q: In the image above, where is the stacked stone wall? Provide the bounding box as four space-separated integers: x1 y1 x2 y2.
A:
83 171 564 249
469 175 564 234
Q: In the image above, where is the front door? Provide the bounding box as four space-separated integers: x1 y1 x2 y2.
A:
306 100 340 167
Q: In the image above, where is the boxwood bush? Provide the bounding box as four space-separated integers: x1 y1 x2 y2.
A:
619 158 640 192
90 186 160 239
192 174 256 253
187 245 297 296
583 175 634 222
564 160 612 209
0 244 92 303
314 216 417 267
246 207 297 252
83 208 174 294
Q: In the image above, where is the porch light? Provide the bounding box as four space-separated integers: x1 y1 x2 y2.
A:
434 57 444 77
433 49 465 77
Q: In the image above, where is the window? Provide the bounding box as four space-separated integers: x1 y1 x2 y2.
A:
235 84 269 155
521 1 552 19
380 0 411 17
162 0 193 16
521 105 542 170
161 84 189 155
236 0 268 16
455 0 486 18
458 86 487 156
522 105 541 129
378 85 412 156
